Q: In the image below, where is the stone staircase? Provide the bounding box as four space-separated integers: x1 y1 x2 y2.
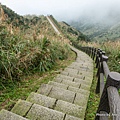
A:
0 46 93 120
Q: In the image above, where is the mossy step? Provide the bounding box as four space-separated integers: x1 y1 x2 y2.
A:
48 81 90 96
68 61 93 68
48 79 90 97
26 92 56 109
56 74 75 81
11 99 82 120
54 78 91 91
37 84 75 103
11 99 33 117
0 109 28 120
37 84 89 107
54 74 91 85
26 92 85 118
48 81 69 89
49 80 81 88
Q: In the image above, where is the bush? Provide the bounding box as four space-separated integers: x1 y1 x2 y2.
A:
0 25 70 81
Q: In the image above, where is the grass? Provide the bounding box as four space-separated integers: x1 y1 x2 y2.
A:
0 49 76 111
85 64 100 119
82 40 120 73
78 40 120 119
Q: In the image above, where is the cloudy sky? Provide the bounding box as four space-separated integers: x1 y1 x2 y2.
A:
0 0 120 22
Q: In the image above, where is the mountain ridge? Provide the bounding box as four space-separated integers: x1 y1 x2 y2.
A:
69 16 120 41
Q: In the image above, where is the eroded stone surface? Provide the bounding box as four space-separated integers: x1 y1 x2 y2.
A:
48 87 75 103
0 109 28 120
74 93 88 108
56 74 74 81
26 92 56 109
60 71 69 76
55 100 84 118
54 78 63 83
11 100 32 117
80 84 91 91
37 84 53 96
26 104 65 120
48 81 68 89
61 79 81 88
68 86 90 96
74 78 90 84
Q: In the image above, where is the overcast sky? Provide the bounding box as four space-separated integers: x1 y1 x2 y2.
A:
0 0 120 22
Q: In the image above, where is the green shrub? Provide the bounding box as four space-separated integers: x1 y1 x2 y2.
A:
0 25 70 81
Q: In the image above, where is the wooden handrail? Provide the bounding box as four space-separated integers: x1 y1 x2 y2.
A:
73 44 120 120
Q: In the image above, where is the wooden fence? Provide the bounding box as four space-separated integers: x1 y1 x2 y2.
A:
80 47 120 120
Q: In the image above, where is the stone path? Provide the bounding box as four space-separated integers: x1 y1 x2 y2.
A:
0 46 93 120
46 16 61 35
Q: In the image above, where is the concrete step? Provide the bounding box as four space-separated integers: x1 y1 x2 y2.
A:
56 74 75 82
37 84 75 103
0 109 28 120
49 80 81 88
11 99 33 117
68 62 93 69
37 84 89 106
48 81 90 96
26 92 85 118
54 74 91 85
11 99 82 120
26 92 56 109
54 78 91 91
56 73 92 82
48 81 69 89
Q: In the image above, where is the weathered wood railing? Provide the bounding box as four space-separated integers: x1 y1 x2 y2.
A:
80 47 120 120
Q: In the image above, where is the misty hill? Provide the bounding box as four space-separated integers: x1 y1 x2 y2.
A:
69 16 120 41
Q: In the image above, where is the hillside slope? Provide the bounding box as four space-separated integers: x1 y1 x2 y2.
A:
69 17 120 41
0 4 73 82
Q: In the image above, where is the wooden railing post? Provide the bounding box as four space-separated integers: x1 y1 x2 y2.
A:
100 55 108 96
95 52 107 94
95 49 100 66
96 51 102 93
95 72 120 120
93 48 96 60
75 45 120 120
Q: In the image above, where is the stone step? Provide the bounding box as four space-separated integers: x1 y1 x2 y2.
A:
26 92 85 118
68 62 93 69
37 84 75 103
48 81 69 89
11 99 33 117
56 74 75 82
37 84 89 106
49 80 81 88
0 109 28 120
57 73 93 82
54 100 85 119
26 92 56 109
48 81 90 96
54 74 91 85
54 78 91 91
12 99 82 120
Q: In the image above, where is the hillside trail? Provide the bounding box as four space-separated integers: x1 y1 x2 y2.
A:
46 16 61 35
0 16 93 120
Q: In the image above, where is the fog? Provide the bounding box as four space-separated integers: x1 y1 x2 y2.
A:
0 0 120 24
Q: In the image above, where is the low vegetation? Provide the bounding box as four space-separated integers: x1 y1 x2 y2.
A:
80 40 120 72
0 4 77 111
0 49 76 111
1 3 120 119
72 40 120 119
